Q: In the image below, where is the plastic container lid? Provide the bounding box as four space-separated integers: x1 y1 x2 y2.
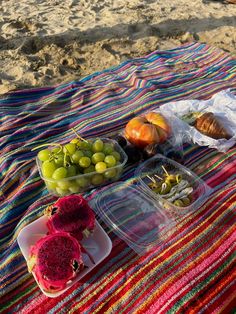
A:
89 180 175 255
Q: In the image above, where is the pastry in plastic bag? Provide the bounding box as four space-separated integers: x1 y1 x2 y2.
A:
194 112 231 140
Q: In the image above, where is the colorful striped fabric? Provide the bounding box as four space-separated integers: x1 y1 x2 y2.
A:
0 42 236 314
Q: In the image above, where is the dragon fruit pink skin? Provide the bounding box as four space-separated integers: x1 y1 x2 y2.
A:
27 232 83 293
45 195 95 241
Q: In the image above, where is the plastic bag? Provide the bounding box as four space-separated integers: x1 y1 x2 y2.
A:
158 89 236 152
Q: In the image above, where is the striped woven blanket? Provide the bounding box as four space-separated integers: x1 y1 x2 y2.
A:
0 42 236 314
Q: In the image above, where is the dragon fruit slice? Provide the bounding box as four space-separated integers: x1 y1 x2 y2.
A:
27 232 83 293
45 195 95 240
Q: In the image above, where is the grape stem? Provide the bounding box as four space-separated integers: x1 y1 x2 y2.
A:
71 128 88 143
31 143 62 152
63 150 68 167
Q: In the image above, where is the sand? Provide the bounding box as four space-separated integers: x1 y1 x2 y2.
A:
0 0 236 94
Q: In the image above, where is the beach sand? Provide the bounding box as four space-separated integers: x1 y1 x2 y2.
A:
0 0 235 94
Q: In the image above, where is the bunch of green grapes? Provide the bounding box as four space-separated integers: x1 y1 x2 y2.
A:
37 138 123 196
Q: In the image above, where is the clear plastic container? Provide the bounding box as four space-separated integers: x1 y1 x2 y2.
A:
149 137 184 164
36 138 128 196
88 154 212 256
135 154 213 218
89 180 176 255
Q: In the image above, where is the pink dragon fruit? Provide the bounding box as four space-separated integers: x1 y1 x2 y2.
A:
45 195 95 241
27 232 83 293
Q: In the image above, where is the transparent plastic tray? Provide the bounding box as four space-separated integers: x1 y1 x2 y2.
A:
36 138 128 197
135 154 213 218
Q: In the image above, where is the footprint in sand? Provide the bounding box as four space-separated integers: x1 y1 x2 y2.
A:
1 19 42 37
2 20 28 35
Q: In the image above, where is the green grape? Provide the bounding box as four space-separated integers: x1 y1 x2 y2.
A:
95 162 107 173
83 141 92 150
52 167 67 180
76 177 90 188
54 154 64 167
79 157 91 168
63 143 76 155
38 149 51 162
103 143 114 155
57 180 70 190
84 165 95 174
71 150 84 163
76 165 84 174
104 155 117 168
91 152 105 164
67 165 77 177
77 141 91 150
69 184 80 193
70 138 80 144
111 151 121 161
55 153 70 165
104 168 117 179
42 160 57 178
46 180 57 190
83 150 93 158
56 187 69 196
76 141 84 149
92 139 104 152
52 147 61 154
91 174 104 185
